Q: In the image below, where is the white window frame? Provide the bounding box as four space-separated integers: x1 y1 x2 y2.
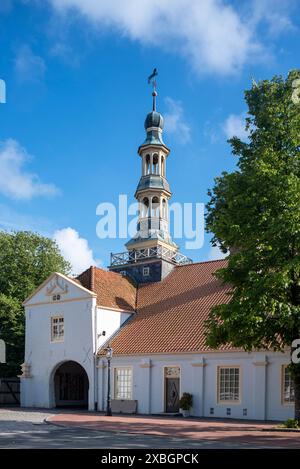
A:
281 365 295 405
217 366 241 404
114 367 133 400
51 316 64 342
143 266 150 277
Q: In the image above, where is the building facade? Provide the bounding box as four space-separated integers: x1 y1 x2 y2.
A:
21 90 295 421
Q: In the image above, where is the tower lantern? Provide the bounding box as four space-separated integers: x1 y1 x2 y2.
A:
110 72 192 283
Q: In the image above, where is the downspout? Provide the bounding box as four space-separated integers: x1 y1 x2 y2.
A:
94 300 98 411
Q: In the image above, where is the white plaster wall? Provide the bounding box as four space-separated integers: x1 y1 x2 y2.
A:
99 351 294 421
266 353 294 421
202 353 253 419
96 307 132 350
21 296 96 410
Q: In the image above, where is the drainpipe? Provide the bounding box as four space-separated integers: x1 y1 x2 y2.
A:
94 301 98 411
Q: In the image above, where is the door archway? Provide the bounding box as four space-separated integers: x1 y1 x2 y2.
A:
53 361 89 408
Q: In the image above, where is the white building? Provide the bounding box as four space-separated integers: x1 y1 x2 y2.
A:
21 88 294 421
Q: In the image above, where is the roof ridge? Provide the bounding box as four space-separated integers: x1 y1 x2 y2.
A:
175 258 227 268
93 265 122 277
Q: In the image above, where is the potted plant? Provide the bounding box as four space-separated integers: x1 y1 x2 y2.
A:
179 392 193 417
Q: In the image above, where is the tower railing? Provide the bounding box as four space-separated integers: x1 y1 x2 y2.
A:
110 246 192 267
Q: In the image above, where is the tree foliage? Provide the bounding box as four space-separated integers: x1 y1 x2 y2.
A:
0 231 71 377
205 71 300 417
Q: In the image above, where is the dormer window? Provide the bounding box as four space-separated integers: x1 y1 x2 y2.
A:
143 267 150 277
52 294 61 301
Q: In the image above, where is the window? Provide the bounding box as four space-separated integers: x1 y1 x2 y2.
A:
114 368 132 400
52 294 61 301
218 367 240 403
51 316 64 342
282 365 295 404
142 197 149 217
152 196 159 217
143 266 150 277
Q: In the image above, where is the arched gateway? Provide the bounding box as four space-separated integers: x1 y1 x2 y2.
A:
52 361 89 408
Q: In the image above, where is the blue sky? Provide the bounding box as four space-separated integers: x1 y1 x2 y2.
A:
0 0 299 273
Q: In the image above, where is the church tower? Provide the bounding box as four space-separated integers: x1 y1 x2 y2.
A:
110 83 192 284
127 88 177 254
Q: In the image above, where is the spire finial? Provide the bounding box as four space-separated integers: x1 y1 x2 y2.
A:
148 68 158 111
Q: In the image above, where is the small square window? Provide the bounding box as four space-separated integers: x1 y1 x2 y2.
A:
143 267 150 277
51 316 64 342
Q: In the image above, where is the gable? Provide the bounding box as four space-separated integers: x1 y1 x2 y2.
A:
23 272 96 307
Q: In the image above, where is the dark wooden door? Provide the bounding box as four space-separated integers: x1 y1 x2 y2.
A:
58 372 85 401
165 378 180 412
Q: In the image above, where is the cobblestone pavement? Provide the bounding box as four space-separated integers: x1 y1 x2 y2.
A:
1 408 300 448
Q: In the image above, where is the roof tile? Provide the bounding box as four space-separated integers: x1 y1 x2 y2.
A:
98 259 236 355
76 267 136 312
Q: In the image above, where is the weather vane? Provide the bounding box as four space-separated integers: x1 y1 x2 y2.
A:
148 68 158 111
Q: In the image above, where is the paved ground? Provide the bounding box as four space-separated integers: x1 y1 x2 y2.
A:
49 412 300 448
0 407 300 448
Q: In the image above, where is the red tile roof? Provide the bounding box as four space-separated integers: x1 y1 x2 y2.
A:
97 259 235 356
76 266 136 312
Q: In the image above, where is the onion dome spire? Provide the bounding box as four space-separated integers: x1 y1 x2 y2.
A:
141 69 166 147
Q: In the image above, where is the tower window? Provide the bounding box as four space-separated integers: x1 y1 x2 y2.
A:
152 196 159 217
143 267 150 277
153 154 159 174
162 199 167 219
161 156 165 177
142 197 149 217
146 154 151 175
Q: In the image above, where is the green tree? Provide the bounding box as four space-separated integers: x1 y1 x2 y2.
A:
0 231 71 377
205 70 300 420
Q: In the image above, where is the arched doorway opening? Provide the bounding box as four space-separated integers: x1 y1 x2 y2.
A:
53 361 89 408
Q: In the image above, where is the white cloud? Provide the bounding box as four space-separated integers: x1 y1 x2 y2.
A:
207 244 228 261
222 113 248 140
164 97 191 143
47 0 269 76
14 45 46 82
53 227 99 274
0 139 60 200
250 0 295 36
